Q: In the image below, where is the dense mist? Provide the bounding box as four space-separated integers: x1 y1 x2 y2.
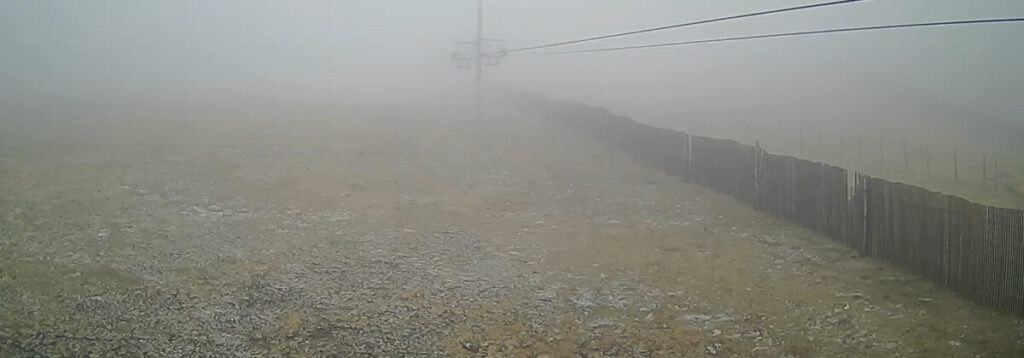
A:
2 0 1021 127
2 1 1024 357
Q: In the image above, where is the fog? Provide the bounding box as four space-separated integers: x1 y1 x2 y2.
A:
491 0 1024 127
2 0 1021 126
3 1 1024 356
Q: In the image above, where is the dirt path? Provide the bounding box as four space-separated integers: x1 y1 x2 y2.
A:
1 108 1021 357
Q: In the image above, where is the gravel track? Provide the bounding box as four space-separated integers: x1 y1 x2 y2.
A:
1 109 1022 357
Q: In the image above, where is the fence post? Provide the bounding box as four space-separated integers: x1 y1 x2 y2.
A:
754 140 761 211
943 195 950 286
982 155 987 186
800 123 805 157
902 135 909 170
926 145 931 178
954 150 959 182
862 174 869 254
818 163 825 233
993 160 999 189
686 133 693 183
791 158 798 217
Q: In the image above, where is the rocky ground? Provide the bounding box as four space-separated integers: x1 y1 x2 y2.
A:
1 105 1022 357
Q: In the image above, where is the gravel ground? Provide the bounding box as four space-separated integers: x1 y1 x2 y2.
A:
1 107 1022 357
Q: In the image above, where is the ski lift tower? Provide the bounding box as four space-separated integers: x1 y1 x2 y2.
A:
451 1 506 119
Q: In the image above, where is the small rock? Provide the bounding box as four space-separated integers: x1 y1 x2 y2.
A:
705 343 722 355
681 314 712 325
461 342 480 353
537 290 557 302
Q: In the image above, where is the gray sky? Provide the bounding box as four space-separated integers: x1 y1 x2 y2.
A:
1 0 1021 125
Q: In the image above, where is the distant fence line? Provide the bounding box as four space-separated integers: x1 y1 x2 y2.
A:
517 96 1024 316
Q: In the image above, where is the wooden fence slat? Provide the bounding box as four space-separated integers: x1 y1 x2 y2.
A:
542 105 1024 316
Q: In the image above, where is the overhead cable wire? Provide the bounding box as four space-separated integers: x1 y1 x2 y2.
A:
543 18 1024 55
501 0 869 54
